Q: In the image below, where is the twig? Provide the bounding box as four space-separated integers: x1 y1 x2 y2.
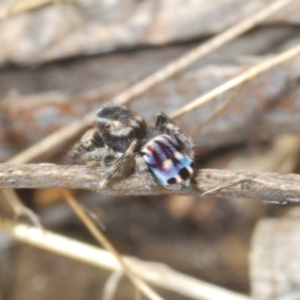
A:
0 163 299 204
171 42 300 119
7 0 294 164
0 218 250 300
61 190 164 300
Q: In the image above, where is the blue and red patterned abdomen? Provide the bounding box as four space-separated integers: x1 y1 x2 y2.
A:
141 134 194 188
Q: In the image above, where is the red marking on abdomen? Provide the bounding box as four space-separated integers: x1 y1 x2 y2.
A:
147 145 154 152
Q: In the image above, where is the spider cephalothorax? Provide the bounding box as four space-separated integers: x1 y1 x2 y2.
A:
93 105 147 153
69 104 195 189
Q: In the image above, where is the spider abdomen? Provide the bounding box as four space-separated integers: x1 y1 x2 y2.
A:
141 134 194 187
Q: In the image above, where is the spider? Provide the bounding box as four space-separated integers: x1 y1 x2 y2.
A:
68 105 195 189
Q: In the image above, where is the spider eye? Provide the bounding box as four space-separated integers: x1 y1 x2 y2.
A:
104 123 111 129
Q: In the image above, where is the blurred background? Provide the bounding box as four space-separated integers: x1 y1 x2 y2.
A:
1 0 300 299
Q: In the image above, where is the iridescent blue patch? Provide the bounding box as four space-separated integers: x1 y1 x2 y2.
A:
141 134 194 187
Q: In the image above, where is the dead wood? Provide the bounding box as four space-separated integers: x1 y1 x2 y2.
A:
0 163 299 204
0 0 297 64
250 211 300 299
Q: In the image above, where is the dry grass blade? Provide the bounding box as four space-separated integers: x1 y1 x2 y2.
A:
0 0 74 20
1 189 42 229
171 42 300 119
102 271 124 300
112 0 295 104
189 83 246 138
8 117 90 164
0 218 251 300
6 0 294 164
60 190 165 300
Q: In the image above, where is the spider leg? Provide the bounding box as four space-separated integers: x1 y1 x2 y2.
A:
99 139 139 188
134 155 157 187
80 148 121 167
68 129 120 167
68 130 95 163
155 112 195 159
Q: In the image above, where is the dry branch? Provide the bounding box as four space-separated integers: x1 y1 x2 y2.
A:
0 163 299 204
